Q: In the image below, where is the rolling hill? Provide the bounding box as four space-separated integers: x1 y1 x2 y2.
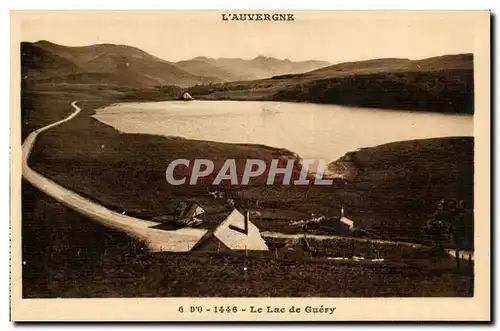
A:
21 40 331 88
21 41 218 88
302 53 473 77
187 54 474 114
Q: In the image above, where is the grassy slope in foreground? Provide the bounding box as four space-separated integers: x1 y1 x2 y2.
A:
186 54 474 114
23 181 473 298
21 90 473 297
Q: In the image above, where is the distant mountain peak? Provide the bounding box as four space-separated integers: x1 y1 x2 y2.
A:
176 55 331 82
253 55 291 62
192 56 213 62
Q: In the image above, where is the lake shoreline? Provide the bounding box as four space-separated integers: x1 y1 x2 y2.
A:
93 99 473 163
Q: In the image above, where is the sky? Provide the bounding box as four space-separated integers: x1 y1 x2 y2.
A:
18 11 479 63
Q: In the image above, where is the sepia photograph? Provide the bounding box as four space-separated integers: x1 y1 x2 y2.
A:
10 10 490 321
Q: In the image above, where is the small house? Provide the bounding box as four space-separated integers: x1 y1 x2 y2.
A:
170 202 206 227
193 209 268 251
339 207 354 232
340 217 354 231
184 204 205 219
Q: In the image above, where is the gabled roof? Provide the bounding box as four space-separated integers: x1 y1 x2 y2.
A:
185 204 205 219
213 209 269 251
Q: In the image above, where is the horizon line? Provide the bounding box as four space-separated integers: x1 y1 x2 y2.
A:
25 39 473 65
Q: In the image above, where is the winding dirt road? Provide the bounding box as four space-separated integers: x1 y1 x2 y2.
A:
22 101 207 252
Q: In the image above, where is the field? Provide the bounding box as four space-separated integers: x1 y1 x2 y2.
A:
19 84 475 297
23 84 474 243
23 182 473 298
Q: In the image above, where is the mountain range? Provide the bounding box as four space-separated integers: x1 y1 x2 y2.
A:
21 41 330 87
20 40 473 113
175 56 330 81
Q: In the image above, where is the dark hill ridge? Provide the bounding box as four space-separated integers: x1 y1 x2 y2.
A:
21 42 80 79
306 53 473 77
187 53 474 114
22 40 217 88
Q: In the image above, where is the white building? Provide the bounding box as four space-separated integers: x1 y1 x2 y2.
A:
214 209 269 250
340 216 355 231
339 206 355 231
194 209 269 251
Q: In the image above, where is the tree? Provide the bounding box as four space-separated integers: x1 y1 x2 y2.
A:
423 198 472 269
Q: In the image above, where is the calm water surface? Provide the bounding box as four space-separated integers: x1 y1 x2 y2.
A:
93 100 473 162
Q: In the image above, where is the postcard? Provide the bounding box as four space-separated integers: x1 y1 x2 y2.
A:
10 10 490 321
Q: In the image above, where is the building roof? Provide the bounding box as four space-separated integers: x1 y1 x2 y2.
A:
340 216 354 226
213 209 269 251
185 204 205 219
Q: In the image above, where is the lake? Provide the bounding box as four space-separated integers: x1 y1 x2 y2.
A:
93 100 473 162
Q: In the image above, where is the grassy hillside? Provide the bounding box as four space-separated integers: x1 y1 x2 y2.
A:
20 84 185 141
334 137 474 246
21 40 330 88
20 85 474 298
304 54 472 76
22 182 472 298
187 54 474 114
21 42 79 80
271 69 473 113
21 41 217 88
